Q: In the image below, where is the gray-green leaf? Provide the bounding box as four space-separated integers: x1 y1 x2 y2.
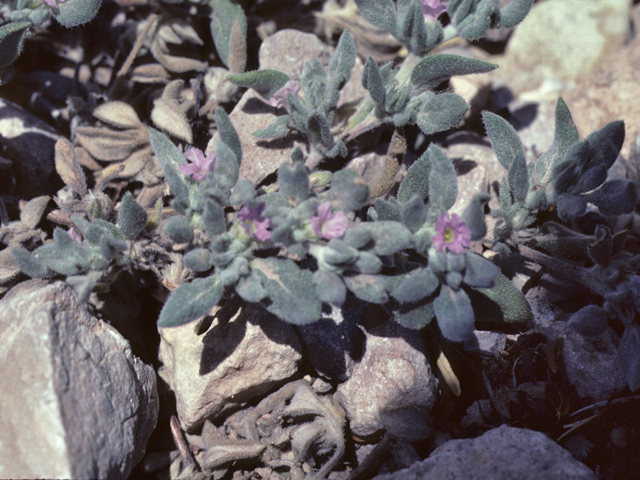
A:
158 275 224 327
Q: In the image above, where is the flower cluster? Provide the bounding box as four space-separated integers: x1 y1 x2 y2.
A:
179 148 216 180
433 213 470 254
421 0 448 21
310 202 348 240
238 203 271 241
269 80 301 109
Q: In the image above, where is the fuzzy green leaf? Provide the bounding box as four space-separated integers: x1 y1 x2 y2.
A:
467 273 533 333
158 275 224 327
462 192 491 241
313 270 347 306
399 1 430 55
354 0 397 36
482 111 526 171
163 216 193 244
253 115 291 139
148 128 189 208
203 199 227 237
183 248 214 272
416 93 469 135
618 324 640 392
328 29 356 92
568 305 609 337
428 145 458 212
343 274 389 304
235 270 268 302
326 169 370 212
54 0 102 28
411 54 497 92
215 107 242 164
434 285 475 342
227 69 290 99
278 161 310 205
536 98 580 181
458 0 499 41
375 198 402 222
463 252 499 289
499 0 533 28
301 58 327 109
397 149 431 203
392 299 435 330
0 21 31 68
362 57 386 106
12 247 54 278
554 120 625 196
391 268 439 303
366 221 413 256
401 195 427 232
117 192 148 239
214 140 240 192
584 179 638 217
252 258 322 324
209 0 247 68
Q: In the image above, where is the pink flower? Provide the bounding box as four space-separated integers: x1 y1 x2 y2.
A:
69 228 82 243
421 0 448 20
179 147 216 180
433 212 470 254
238 203 271 241
310 201 348 239
43 0 64 7
269 80 301 109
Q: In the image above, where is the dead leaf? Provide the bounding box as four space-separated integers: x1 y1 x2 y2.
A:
55 138 87 196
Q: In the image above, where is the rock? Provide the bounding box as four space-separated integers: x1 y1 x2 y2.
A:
463 330 507 358
527 287 627 402
372 425 597 480
0 98 60 200
335 321 437 439
158 302 302 432
227 29 366 185
493 0 632 97
563 32 640 159
296 303 366 382
0 281 158 479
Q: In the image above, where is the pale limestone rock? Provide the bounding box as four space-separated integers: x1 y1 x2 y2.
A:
493 0 631 97
335 321 436 439
372 425 596 480
0 281 158 479
158 303 302 432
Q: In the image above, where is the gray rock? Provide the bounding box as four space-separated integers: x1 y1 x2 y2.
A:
158 302 302 432
0 98 60 199
527 287 626 402
296 303 366 382
335 321 436 439
0 281 158 479
226 29 366 185
493 0 631 97
372 425 597 480
463 330 507 358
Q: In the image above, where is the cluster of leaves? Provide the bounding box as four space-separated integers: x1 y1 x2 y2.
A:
478 99 640 393
0 0 103 75
11 139 153 302
226 0 533 168
150 109 531 343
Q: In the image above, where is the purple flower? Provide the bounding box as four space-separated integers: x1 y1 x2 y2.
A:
179 147 216 180
310 201 348 239
43 0 64 7
433 212 470 254
69 228 82 243
421 0 448 20
269 80 301 109
238 203 271 241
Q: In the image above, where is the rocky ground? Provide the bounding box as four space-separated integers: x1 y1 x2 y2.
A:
2 0 640 479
